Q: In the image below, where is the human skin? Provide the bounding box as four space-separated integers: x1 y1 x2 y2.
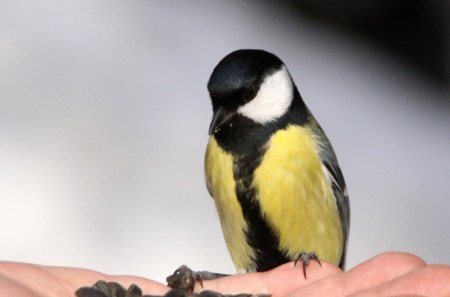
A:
0 252 449 297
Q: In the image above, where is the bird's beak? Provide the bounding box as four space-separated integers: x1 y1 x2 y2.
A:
209 107 234 135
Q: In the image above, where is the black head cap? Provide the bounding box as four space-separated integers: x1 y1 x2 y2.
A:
207 49 284 109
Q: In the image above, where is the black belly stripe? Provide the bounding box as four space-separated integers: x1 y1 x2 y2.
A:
233 151 290 272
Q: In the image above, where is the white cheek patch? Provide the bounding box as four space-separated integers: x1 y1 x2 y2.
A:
237 66 293 124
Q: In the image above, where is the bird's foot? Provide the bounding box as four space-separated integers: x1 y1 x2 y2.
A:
294 251 322 279
165 265 269 297
166 265 228 291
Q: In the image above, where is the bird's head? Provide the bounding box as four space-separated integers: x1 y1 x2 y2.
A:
207 49 295 135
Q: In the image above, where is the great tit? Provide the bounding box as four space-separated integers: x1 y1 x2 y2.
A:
75 49 351 297
205 49 350 274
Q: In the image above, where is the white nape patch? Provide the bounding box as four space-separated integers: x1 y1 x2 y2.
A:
237 66 293 124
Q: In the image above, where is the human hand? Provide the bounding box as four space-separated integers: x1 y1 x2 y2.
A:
195 252 450 297
0 252 449 297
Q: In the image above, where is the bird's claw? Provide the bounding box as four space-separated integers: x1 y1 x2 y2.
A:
294 251 322 278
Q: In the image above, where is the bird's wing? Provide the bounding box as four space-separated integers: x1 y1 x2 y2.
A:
322 159 350 241
313 123 350 269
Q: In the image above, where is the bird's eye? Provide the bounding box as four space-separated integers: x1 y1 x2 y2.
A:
242 87 256 103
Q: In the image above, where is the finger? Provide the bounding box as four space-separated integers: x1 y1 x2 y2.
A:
285 252 426 297
48 265 169 295
371 264 450 297
0 273 40 297
0 261 169 297
263 261 341 296
0 261 79 297
196 261 341 296
342 252 426 295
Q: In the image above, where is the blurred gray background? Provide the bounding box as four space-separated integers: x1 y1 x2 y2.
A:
1 0 449 282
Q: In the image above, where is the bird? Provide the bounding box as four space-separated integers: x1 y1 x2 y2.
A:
204 49 350 276
76 49 350 297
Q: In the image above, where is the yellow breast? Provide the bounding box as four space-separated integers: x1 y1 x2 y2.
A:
253 125 343 264
205 124 343 269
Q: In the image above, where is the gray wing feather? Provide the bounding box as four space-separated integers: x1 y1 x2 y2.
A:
312 121 350 269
